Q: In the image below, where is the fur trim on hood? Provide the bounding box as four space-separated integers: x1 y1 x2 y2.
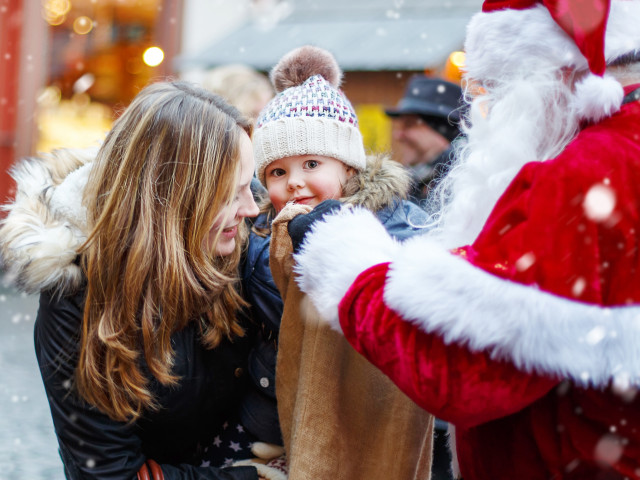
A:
342 153 410 211
0 148 97 295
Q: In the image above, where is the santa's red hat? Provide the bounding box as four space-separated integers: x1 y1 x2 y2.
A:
464 0 640 121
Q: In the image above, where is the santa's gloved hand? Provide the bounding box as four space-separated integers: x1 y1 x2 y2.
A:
288 199 342 254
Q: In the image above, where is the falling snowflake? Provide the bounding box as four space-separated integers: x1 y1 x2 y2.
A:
585 326 606 345
583 184 616 222
572 277 586 297
594 434 624 466
515 252 535 271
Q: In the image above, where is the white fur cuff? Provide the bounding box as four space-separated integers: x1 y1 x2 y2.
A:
294 207 398 330
384 235 640 388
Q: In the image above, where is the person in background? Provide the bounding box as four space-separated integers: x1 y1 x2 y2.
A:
386 75 463 203
0 81 291 480
239 45 434 479
202 64 275 126
286 0 640 478
386 74 463 480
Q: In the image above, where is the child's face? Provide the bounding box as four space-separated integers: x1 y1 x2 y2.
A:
265 155 355 212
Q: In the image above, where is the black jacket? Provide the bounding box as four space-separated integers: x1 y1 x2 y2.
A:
35 287 259 480
0 152 258 480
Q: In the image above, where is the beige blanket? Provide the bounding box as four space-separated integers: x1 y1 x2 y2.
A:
270 204 434 480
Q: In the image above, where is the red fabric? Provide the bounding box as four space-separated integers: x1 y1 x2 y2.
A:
482 0 610 75
337 86 640 479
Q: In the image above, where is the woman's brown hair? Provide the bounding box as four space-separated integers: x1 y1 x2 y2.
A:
77 81 252 422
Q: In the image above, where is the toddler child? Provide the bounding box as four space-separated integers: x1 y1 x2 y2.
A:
234 46 435 480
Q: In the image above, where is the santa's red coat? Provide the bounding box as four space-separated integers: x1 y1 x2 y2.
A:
295 84 640 479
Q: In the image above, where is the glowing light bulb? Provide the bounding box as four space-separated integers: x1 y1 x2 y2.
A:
143 47 164 67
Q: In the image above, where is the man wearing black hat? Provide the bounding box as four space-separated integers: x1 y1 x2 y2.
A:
386 75 463 202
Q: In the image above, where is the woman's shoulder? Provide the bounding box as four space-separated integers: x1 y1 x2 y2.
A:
35 287 86 379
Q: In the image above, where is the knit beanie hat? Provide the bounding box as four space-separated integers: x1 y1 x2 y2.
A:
253 46 367 186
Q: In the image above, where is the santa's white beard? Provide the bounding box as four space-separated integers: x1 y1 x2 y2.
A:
428 70 581 248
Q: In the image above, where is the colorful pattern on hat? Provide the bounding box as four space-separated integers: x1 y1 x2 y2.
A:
256 75 359 128
253 74 366 185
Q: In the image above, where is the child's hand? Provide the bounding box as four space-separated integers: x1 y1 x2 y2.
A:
251 442 285 460
233 454 288 480
287 199 342 253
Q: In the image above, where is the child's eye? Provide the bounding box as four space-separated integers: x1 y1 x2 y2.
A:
269 168 285 177
305 160 319 169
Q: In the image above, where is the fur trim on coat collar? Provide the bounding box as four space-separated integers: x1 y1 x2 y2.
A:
0 148 97 294
341 154 410 211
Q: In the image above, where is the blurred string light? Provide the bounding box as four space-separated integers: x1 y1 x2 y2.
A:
37 86 62 108
143 46 164 67
73 16 93 34
73 73 95 94
443 50 466 83
42 0 71 26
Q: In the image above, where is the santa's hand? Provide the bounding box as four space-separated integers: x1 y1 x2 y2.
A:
293 206 397 329
288 199 342 254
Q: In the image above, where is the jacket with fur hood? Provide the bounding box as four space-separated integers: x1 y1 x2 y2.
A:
0 149 258 480
240 154 433 478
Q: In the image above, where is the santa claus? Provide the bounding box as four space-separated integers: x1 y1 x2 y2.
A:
286 0 640 478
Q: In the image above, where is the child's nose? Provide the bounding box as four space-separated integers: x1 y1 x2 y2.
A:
287 174 304 190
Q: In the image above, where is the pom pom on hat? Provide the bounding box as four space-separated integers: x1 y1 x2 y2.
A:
253 46 366 186
270 45 343 92
572 73 624 123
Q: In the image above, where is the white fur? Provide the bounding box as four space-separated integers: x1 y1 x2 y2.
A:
384 235 640 388
604 1 640 62
0 155 93 294
294 207 398 329
49 162 92 232
429 71 580 248
573 74 624 122
465 1 640 80
464 5 587 83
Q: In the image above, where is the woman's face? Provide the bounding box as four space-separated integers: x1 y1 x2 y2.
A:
207 132 259 256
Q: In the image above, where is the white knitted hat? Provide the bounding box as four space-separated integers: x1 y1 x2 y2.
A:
253 46 366 186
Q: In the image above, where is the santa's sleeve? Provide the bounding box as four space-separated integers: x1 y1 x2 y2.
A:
294 153 640 425
338 262 558 428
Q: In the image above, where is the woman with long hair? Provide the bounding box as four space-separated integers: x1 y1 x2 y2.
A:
0 81 264 479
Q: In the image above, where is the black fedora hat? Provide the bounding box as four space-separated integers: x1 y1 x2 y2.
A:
386 75 463 123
